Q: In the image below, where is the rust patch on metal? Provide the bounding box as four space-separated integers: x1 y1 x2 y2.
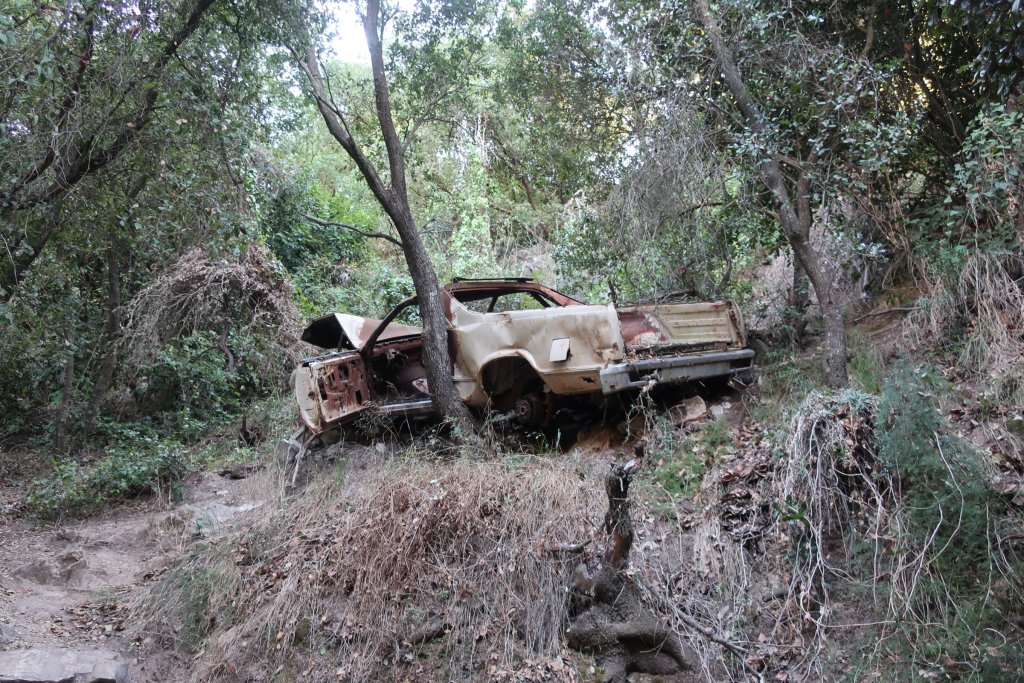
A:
318 357 367 416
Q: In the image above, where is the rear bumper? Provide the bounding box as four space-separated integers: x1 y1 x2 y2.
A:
599 349 756 394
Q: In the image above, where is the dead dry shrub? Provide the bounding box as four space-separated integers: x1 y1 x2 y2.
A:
148 459 600 682
119 244 302 380
913 251 1024 403
673 388 1024 680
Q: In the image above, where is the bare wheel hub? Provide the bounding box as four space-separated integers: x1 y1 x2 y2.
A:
513 393 544 427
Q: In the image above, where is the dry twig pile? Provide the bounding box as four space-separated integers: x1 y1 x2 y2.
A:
155 461 600 682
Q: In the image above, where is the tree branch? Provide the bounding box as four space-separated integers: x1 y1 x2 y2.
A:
294 46 393 207
301 213 402 247
363 0 407 203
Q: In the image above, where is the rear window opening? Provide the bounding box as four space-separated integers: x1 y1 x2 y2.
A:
453 289 556 313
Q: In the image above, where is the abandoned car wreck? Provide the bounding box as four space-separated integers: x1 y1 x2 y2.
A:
291 278 754 436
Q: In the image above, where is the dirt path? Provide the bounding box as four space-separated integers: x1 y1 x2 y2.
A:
0 469 270 681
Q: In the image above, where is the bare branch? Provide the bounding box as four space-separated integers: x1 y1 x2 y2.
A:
301 213 402 247
363 0 407 202
293 45 392 206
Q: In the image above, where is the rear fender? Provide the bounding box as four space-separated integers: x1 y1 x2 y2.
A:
479 354 545 409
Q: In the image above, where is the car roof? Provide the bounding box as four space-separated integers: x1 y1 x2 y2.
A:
443 279 582 306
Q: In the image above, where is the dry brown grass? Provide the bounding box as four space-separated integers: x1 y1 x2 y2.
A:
142 458 602 682
913 251 1024 403
134 385 1024 681
119 244 302 379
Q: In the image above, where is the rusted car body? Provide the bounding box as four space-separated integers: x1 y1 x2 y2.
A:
293 278 754 435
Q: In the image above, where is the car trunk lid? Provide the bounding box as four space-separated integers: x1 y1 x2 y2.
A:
301 313 422 350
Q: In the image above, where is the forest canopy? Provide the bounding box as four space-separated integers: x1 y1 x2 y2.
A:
0 0 1020 444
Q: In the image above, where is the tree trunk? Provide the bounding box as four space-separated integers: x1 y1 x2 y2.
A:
83 239 121 434
293 1 473 429
55 320 76 453
390 205 471 426
693 0 848 387
83 176 146 433
788 249 810 341
790 235 848 386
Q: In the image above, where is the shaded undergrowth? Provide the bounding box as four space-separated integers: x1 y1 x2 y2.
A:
676 364 1024 681
21 394 293 520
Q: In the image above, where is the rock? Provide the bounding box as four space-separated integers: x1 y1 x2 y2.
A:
153 502 262 538
666 396 709 426
186 502 261 532
0 622 16 645
614 413 648 437
574 425 621 452
710 404 726 420
53 530 83 544
0 648 128 683
11 551 87 586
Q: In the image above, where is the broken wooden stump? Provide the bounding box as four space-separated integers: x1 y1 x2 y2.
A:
566 460 694 683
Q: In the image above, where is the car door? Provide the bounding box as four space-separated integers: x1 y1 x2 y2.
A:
294 352 372 433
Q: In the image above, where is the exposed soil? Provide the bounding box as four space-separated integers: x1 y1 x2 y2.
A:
0 467 269 682
0 390 748 682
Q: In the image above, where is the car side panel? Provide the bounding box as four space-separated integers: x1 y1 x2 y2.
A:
449 303 626 405
293 352 372 433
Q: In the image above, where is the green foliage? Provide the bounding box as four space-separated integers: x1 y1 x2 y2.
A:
289 257 416 322
644 418 733 517
833 362 1024 678
875 365 995 581
447 146 499 279
0 0 313 450
757 348 825 406
137 331 275 427
492 0 626 200
909 102 1023 279
25 437 187 519
261 179 367 274
947 104 1023 251
847 332 884 394
141 549 238 652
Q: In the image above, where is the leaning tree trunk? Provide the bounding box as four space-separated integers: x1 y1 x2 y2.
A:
293 1 473 429
566 461 693 682
789 235 848 386
389 204 471 426
693 0 848 387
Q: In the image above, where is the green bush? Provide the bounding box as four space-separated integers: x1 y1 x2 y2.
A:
645 417 733 516
25 439 187 519
875 365 995 581
847 332 884 393
861 364 1023 678
757 348 825 404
